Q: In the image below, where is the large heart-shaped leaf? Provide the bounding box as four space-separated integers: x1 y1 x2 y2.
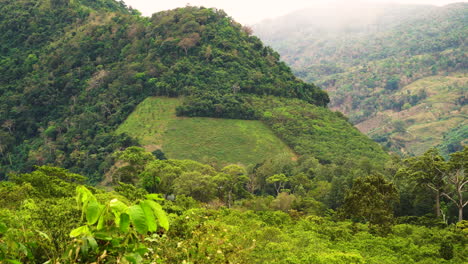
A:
141 200 157 232
86 199 102 225
70 225 90 238
145 200 169 231
120 213 130 233
128 205 148 234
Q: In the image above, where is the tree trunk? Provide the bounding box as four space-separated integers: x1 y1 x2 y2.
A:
457 182 464 222
435 190 441 218
459 207 463 222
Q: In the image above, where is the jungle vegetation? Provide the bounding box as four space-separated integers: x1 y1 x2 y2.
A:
0 0 466 263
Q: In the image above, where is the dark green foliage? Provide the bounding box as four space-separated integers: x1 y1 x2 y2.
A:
0 1 328 180
439 241 454 260
397 148 447 218
250 96 389 165
1 149 468 263
397 147 468 222
342 174 399 234
112 146 155 184
9 165 86 198
114 182 148 202
176 91 256 119
385 77 400 91
152 149 167 160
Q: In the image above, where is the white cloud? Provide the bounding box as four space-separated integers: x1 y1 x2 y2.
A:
123 0 466 24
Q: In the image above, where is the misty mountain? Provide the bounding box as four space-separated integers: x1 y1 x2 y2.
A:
254 2 467 156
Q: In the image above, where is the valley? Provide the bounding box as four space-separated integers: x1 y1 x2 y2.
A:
254 2 467 156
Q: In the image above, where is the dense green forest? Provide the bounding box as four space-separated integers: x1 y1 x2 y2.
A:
0 0 329 182
1 147 467 263
253 3 467 156
0 0 467 263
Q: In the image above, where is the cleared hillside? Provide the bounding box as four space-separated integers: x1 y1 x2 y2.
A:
116 97 295 166
358 73 467 156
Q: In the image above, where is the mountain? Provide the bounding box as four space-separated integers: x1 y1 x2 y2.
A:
0 0 387 182
253 2 468 156
1 3 467 263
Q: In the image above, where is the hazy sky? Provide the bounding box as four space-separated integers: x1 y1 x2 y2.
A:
122 0 465 24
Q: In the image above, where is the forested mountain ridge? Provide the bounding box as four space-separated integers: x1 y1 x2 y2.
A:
253 2 468 156
0 0 386 181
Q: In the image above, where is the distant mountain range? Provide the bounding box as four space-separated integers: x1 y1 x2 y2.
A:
254 2 467 156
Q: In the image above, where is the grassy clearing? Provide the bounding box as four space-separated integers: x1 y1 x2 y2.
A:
116 97 295 166
115 97 180 149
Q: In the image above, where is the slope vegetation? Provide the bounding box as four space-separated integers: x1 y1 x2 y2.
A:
0 0 331 180
359 73 467 156
116 97 295 165
254 3 467 156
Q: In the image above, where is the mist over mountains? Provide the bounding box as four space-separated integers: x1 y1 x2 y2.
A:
254 2 467 156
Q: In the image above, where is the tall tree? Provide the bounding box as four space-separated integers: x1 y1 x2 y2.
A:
397 148 447 218
213 165 248 207
177 33 201 55
174 171 216 202
342 174 398 234
140 160 182 195
112 147 155 184
266 173 289 195
443 147 468 222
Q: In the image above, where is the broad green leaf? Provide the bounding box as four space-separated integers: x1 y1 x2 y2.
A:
70 225 90 238
146 193 164 201
76 186 95 205
128 205 148 234
94 232 113 241
140 200 157 232
96 208 106 231
5 260 22 264
86 199 102 225
76 186 99 223
87 236 98 251
81 237 89 257
110 199 128 213
110 199 128 226
113 211 121 227
146 200 169 231
120 213 130 233
124 253 143 264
